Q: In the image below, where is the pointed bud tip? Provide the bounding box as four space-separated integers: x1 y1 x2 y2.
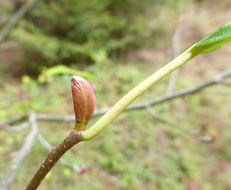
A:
71 75 85 83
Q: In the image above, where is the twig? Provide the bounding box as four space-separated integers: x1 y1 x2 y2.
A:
0 122 29 131
37 133 81 173
36 114 75 122
0 0 38 43
0 111 38 190
3 115 27 125
25 130 82 190
146 106 213 143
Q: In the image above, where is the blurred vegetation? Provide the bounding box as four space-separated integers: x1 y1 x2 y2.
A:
1 61 231 190
4 0 188 76
0 0 231 189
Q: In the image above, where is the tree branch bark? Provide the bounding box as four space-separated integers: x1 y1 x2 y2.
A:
25 130 82 190
37 132 81 173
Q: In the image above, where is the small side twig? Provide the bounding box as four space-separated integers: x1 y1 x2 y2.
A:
3 115 27 125
36 114 75 122
0 111 38 190
0 122 29 131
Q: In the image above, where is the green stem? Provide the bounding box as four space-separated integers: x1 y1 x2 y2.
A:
82 45 198 140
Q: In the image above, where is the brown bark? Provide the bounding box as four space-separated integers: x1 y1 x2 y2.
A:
25 130 82 190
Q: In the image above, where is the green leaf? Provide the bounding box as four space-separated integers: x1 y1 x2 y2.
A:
193 20 231 54
38 64 93 83
62 168 71 177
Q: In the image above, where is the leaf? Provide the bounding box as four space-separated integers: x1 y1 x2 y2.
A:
62 168 71 177
38 64 93 83
193 20 231 54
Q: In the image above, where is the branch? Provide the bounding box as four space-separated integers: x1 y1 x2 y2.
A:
0 122 29 131
0 0 38 43
0 111 38 190
36 114 75 122
2 115 27 125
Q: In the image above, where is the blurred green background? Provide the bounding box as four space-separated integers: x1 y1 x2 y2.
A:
0 0 231 189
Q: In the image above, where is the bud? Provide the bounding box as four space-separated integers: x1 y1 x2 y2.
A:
80 165 88 173
71 76 95 131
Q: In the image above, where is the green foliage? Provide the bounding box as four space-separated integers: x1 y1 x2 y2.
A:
9 0 187 75
38 64 93 83
194 20 231 53
1 60 231 189
10 0 151 73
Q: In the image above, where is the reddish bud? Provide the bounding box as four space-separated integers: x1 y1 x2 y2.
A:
80 165 88 173
71 76 95 131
